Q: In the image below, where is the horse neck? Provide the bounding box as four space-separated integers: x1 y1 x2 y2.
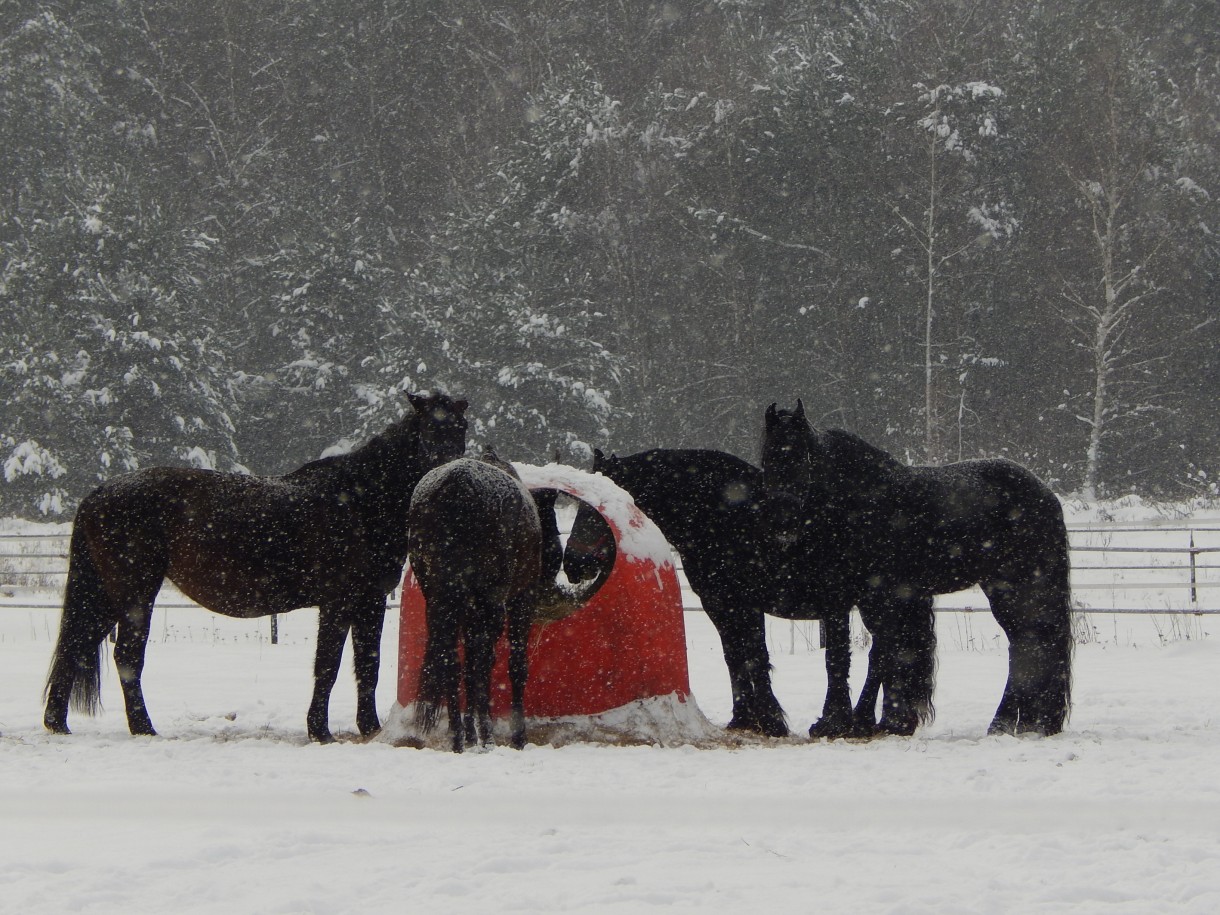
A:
615 461 716 550
341 423 427 513
821 428 899 488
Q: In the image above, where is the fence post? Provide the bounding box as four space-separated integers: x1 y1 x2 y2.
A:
1189 530 1198 607
270 613 278 645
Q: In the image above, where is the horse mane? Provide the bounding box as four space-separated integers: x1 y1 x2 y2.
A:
346 410 424 465
282 410 423 490
819 428 902 478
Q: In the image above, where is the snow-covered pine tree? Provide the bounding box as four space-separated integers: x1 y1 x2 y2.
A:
0 13 240 517
350 64 624 464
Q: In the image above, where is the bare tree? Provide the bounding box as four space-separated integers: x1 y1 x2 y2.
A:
1053 32 1203 498
887 80 1014 463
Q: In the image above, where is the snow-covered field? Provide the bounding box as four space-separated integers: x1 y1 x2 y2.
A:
0 602 1217 912
2 499 1220 913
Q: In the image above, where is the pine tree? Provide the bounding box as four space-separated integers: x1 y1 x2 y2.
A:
351 65 625 464
0 12 239 516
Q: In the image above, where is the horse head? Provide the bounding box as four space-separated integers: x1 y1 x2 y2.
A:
407 391 469 467
761 399 816 546
561 448 618 585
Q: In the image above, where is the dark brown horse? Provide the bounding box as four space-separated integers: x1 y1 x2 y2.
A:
44 391 469 742
409 450 545 752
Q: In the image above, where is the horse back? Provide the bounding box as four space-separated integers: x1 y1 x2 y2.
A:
77 466 378 616
899 458 1067 588
799 435 1065 595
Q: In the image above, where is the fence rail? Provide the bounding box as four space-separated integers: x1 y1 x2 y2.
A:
4 523 1220 617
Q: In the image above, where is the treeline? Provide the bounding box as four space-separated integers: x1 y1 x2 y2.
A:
0 0 1216 517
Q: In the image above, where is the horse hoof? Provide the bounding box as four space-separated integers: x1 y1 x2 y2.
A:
875 724 915 738
875 717 917 737
310 729 336 745
44 719 70 735
727 716 789 739
808 718 852 740
1015 720 1052 737
987 719 1017 737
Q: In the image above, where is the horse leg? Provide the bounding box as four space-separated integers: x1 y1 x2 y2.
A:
703 600 787 737
845 616 882 738
810 609 854 738
113 597 159 736
987 580 1073 736
307 607 350 743
850 598 893 737
349 597 386 738
448 616 466 754
852 658 883 736
412 572 465 750
506 593 533 749
873 593 937 737
462 599 500 748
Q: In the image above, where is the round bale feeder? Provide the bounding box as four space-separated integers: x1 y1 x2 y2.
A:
394 463 706 743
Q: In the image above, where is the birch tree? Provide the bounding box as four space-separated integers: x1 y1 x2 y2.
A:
886 80 1014 464
1053 30 1206 498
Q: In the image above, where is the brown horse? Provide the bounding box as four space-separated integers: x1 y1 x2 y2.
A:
44 391 469 742
409 450 546 752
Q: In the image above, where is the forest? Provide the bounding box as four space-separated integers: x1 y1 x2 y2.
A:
0 0 1216 517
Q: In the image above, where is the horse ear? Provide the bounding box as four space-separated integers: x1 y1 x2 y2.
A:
407 391 425 412
795 398 806 420
765 403 778 426
454 398 469 414
592 448 605 467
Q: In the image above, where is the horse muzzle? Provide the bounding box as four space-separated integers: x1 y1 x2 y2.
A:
562 539 612 584
764 493 806 546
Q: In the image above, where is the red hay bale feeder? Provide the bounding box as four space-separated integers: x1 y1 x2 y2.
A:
396 463 690 719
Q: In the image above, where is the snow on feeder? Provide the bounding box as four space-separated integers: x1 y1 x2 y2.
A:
387 462 715 746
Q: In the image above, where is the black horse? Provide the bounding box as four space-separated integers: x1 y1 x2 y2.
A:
409 450 545 752
44 391 469 743
564 447 900 739
762 400 1074 737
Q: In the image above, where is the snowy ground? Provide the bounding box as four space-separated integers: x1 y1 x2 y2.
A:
2 596 1219 913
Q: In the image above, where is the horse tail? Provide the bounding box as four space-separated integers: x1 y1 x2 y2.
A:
1041 505 1075 732
45 526 113 718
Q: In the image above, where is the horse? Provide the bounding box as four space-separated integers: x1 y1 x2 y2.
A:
563 447 899 739
409 449 547 752
43 391 469 743
761 399 1074 737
